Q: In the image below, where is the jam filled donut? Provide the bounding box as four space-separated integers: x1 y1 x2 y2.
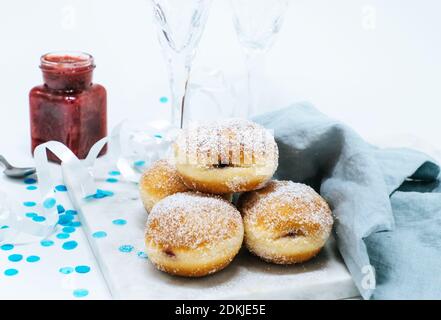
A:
173 119 278 194
139 159 189 213
238 180 333 264
145 192 244 277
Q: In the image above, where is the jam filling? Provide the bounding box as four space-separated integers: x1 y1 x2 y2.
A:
281 230 305 239
212 162 231 169
164 249 176 258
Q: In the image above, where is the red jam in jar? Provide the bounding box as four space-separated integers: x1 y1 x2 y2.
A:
29 52 107 162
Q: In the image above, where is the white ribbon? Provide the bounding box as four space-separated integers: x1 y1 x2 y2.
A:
0 121 173 244
107 120 177 183
0 140 106 244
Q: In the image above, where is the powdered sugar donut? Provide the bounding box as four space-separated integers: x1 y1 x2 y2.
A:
238 180 333 264
145 192 244 277
173 119 278 194
139 160 189 213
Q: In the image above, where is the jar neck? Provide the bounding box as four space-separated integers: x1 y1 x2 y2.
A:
40 52 95 91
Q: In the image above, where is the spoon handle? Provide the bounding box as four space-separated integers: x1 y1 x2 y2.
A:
0 155 13 169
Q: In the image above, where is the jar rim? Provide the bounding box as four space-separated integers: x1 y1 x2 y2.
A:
40 51 95 69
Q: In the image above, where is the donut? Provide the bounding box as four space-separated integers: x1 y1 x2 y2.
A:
173 119 278 194
139 159 189 213
238 180 333 264
145 192 244 277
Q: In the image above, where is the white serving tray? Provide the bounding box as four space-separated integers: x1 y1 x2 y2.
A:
65 159 359 300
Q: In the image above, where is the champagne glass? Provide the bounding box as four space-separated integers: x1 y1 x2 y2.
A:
184 67 238 125
151 0 213 128
230 0 289 117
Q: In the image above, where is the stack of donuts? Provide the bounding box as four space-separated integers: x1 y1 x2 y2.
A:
140 118 333 277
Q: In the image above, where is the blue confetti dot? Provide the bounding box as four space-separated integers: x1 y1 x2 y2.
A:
26 255 40 263
62 241 78 250
119 245 134 253
57 205 65 214
106 178 118 183
43 197 56 209
65 209 78 215
89 189 114 199
154 134 163 139
108 171 121 176
95 190 114 199
58 214 75 225
8 254 23 262
1 244 14 251
0 225 8 229
73 289 89 298
62 226 76 233
32 216 46 222
55 185 68 192
26 186 38 191
24 178 37 184
75 265 91 274
69 221 82 227
23 201 36 207
25 212 38 218
159 96 168 103
92 231 107 238
4 268 18 276
112 219 127 226
59 267 74 274
91 193 104 200
56 233 70 239
134 160 146 167
40 240 54 247
137 251 148 259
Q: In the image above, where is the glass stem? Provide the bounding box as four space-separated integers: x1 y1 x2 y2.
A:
167 51 191 129
245 50 266 118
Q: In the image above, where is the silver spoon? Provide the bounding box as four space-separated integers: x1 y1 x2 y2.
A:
0 155 36 179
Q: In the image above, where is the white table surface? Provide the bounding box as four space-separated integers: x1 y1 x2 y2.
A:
0 0 440 299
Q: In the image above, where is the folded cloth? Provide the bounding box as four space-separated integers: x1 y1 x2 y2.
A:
254 103 440 299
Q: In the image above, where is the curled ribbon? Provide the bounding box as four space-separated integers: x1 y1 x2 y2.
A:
0 121 172 244
107 120 177 183
0 139 107 244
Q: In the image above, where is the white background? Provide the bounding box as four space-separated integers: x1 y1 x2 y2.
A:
1 0 441 165
0 0 440 299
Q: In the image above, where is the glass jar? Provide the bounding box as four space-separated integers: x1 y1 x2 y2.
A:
29 51 107 162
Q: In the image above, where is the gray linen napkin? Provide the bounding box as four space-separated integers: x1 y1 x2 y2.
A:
254 103 440 299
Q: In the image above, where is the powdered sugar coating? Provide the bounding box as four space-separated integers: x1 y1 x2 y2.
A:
239 180 333 239
174 118 278 168
146 192 243 250
140 159 188 197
